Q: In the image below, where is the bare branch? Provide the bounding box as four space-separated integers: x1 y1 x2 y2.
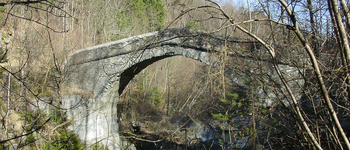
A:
0 118 51 144
0 0 47 6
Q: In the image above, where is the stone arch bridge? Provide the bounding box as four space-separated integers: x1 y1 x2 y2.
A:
62 28 303 149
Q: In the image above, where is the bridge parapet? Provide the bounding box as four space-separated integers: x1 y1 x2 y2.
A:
65 28 258 66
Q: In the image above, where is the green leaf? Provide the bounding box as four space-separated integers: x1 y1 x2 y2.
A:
228 93 239 99
269 118 278 125
220 98 230 104
231 100 237 106
212 113 229 122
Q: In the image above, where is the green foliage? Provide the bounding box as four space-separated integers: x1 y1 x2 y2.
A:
0 99 6 113
237 101 242 107
244 127 256 136
220 92 240 106
20 108 79 150
218 138 223 143
0 6 6 27
212 113 229 122
213 93 242 122
0 6 6 12
113 10 132 40
91 142 104 150
228 93 239 99
261 109 267 115
152 87 162 108
132 0 165 30
220 98 230 104
231 100 237 106
0 66 5 73
20 133 37 149
51 109 67 125
269 118 278 125
0 48 8 64
133 0 146 17
144 0 165 25
18 109 80 150
20 110 48 131
185 20 201 30
42 129 83 150
0 144 9 150
25 69 55 97
17 106 80 149
243 77 252 86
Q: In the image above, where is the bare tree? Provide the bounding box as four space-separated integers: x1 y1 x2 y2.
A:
156 0 350 149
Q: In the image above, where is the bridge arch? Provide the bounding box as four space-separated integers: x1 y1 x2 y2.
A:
117 46 219 95
62 28 303 149
62 28 234 149
63 28 230 97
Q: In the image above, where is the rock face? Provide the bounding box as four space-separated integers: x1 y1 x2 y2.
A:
62 28 304 149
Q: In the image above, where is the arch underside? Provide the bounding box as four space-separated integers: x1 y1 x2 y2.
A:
117 45 219 95
118 55 172 95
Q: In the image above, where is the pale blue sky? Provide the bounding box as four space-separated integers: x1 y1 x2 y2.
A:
217 0 256 8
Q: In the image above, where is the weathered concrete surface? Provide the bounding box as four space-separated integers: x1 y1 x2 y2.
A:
62 28 304 149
